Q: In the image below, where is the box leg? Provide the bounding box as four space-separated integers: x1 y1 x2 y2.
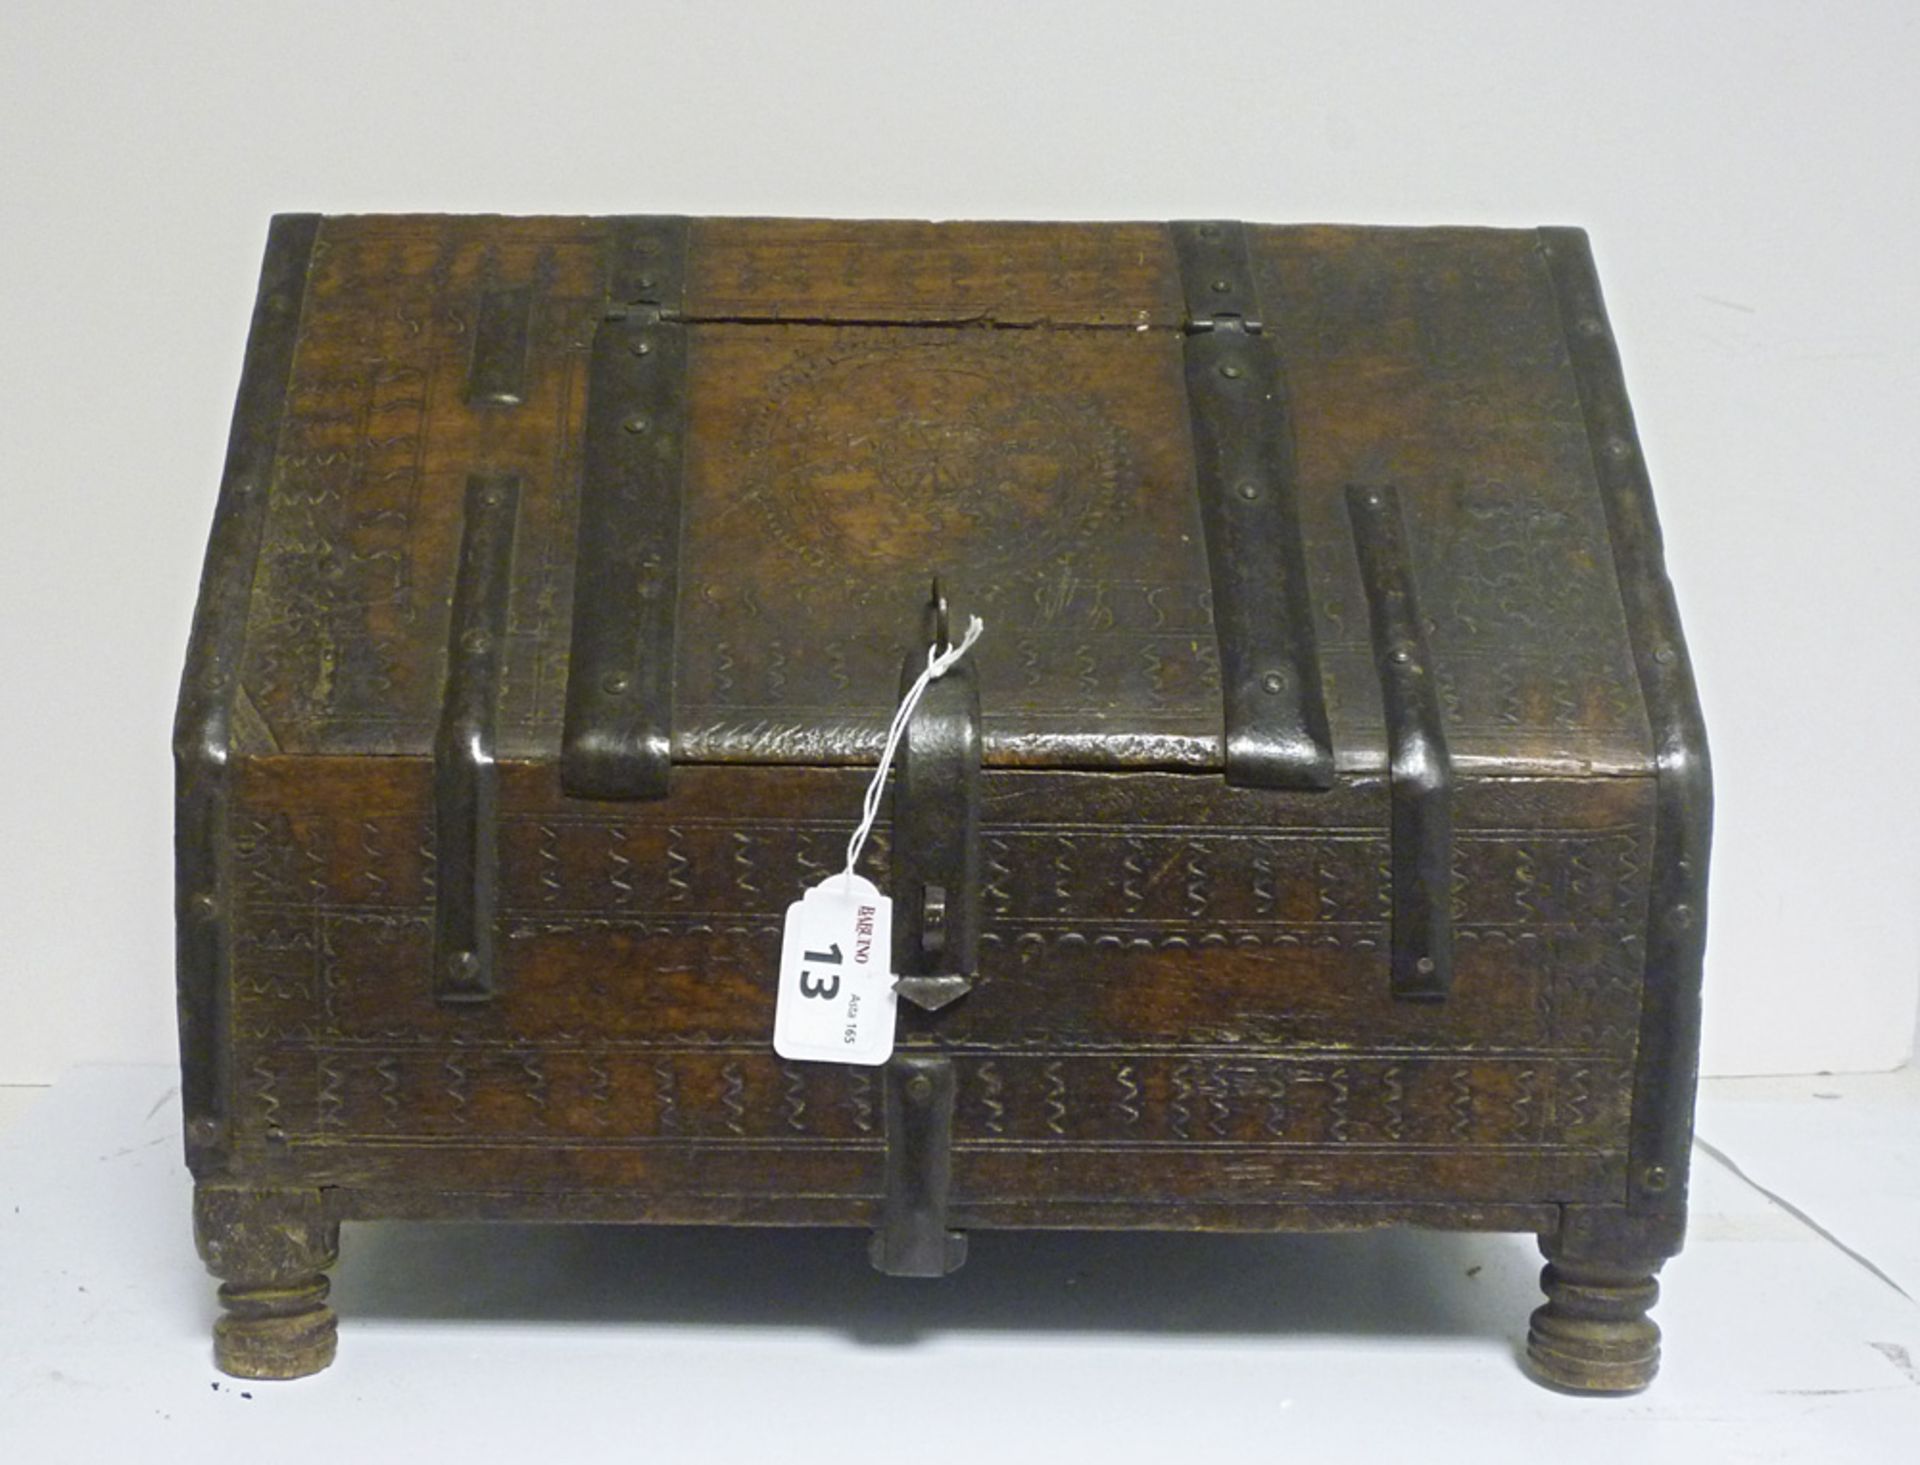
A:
193 1182 339 1380
1525 1212 1671 1394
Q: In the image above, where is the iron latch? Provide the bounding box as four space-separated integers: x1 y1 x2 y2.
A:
890 582 982 1011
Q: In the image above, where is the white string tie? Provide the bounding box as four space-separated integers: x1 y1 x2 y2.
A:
840 615 984 888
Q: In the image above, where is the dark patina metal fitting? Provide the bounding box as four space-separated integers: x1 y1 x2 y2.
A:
1172 220 1334 790
433 474 520 1003
173 213 319 1175
465 284 534 407
1170 219 1265 333
869 1052 968 1277
560 301 690 801
1539 227 1712 1225
606 214 690 315
1346 484 1454 1001
891 584 982 1009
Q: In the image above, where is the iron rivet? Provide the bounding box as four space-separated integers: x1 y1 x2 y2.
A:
232 479 254 497
1236 481 1260 501
630 338 652 357
1643 1164 1670 1193
1654 646 1676 665
624 416 650 435
1415 956 1436 976
1365 490 1383 507
479 486 504 507
1219 363 1243 380
602 672 630 695
461 629 492 655
192 892 217 919
1391 648 1412 665
906 1074 934 1104
634 274 656 291
1260 671 1286 695
1578 315 1605 337
1210 279 1233 294
1606 436 1633 461
186 1116 221 1146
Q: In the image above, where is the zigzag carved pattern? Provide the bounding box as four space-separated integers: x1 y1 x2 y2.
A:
227 1049 1632 1151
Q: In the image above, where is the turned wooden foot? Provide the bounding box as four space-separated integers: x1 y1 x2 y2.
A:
1525 1237 1665 1394
194 1183 340 1379
1525 1204 1682 1395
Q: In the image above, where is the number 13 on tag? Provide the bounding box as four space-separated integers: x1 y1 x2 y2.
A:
772 875 897 1065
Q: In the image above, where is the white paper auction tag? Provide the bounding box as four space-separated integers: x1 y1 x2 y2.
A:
772 874 897 1066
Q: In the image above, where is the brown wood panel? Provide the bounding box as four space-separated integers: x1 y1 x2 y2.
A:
1253 225 1653 776
223 756 1647 1211
684 216 1185 326
674 321 1216 767
246 1135 1619 1209
231 214 1654 776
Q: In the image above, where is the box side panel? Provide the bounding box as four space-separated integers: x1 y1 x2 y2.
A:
174 214 320 1176
1541 228 1712 1250
221 759 1649 1218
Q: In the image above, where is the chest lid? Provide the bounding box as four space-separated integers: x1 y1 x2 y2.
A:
228 214 1654 783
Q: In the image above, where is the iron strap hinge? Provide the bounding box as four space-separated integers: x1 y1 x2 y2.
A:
560 216 692 801
1172 218 1266 335
1171 220 1335 790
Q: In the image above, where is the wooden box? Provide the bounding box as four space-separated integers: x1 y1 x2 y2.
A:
176 214 1709 1391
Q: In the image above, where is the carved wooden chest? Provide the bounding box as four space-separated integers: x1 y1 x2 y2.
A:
176 214 1710 1392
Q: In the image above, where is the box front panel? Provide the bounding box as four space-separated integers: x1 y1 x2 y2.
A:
220 759 1648 1219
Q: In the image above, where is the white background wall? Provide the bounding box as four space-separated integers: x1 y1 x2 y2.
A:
1 1 1914 1083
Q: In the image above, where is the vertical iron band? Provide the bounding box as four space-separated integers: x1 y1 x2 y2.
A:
173 213 320 1173
560 295 690 799
1346 484 1454 1001
1541 228 1712 1228
1172 220 1334 789
434 475 521 1003
869 1053 967 1277
606 214 690 316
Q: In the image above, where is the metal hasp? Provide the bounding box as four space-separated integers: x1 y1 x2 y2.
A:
174 212 319 1175
890 584 982 1014
560 216 691 800
1541 227 1712 1227
869 1053 968 1277
1171 220 1334 790
1345 485 1454 1001
433 475 520 1002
